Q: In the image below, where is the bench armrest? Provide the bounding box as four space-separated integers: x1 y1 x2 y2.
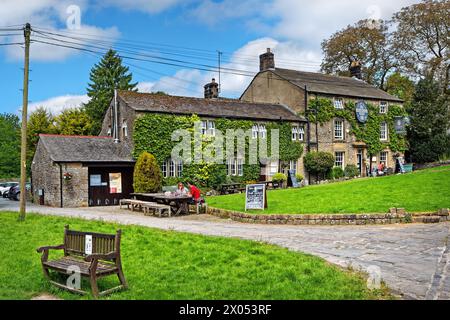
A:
84 251 117 262
36 244 65 253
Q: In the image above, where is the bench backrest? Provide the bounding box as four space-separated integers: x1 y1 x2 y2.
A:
63 225 121 260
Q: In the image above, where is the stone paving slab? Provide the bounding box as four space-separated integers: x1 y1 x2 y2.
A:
1 199 449 300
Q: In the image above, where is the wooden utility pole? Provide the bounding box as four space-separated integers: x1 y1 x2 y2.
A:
18 23 31 221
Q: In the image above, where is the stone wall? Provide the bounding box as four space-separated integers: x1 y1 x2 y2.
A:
207 207 450 225
31 141 89 207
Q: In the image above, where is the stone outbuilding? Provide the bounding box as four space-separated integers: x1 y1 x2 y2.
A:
31 134 135 207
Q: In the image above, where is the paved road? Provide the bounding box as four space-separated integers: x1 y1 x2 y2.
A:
1 198 449 300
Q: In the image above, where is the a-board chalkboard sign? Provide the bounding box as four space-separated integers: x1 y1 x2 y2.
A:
245 184 267 211
288 169 300 188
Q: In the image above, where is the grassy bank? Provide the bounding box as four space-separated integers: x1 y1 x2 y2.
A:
207 166 450 214
0 212 388 300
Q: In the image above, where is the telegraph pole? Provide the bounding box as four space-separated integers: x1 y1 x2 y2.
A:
217 50 222 97
18 23 31 221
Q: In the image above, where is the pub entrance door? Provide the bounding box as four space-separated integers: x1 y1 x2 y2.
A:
357 149 364 177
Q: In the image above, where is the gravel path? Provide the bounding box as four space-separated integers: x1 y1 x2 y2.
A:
1 199 449 300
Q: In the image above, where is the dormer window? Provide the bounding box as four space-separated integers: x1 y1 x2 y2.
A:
334 98 344 109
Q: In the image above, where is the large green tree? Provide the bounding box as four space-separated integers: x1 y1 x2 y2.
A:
385 73 416 107
54 108 93 136
0 113 20 178
84 49 137 134
392 0 449 92
321 19 395 88
407 78 450 163
27 107 55 170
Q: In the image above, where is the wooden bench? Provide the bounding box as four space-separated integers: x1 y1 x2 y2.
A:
37 225 127 298
141 202 172 217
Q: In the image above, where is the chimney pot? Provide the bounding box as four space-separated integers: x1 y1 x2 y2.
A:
260 48 275 71
350 60 362 79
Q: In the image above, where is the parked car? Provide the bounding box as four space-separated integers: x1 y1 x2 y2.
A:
1 182 18 198
8 183 30 201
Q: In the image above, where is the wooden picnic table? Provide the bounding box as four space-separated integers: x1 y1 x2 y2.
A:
130 193 191 215
219 183 245 195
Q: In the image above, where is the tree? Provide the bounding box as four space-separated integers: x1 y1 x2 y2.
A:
27 107 54 163
0 113 20 178
392 0 449 92
84 49 137 134
54 108 93 136
321 19 395 88
304 151 335 181
385 72 416 107
133 152 162 193
407 78 450 163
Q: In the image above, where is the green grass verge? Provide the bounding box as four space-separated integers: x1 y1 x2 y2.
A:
0 212 389 300
207 166 450 214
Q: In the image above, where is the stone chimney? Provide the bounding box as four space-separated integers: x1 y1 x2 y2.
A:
350 60 362 79
204 78 219 99
259 48 275 71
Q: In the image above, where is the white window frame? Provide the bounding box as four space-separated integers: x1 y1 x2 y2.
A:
201 120 208 135
259 124 267 139
334 119 344 140
252 125 259 139
237 158 244 177
335 152 344 169
169 160 175 177
207 120 215 136
161 161 167 178
380 151 388 166
380 122 388 141
334 98 344 109
122 120 128 137
298 126 305 141
292 126 298 141
177 160 183 177
379 101 388 114
268 161 279 178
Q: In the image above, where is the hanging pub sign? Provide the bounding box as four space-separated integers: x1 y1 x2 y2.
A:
394 116 408 134
245 184 267 211
355 101 369 123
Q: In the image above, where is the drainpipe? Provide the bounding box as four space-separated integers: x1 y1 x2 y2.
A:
315 93 319 152
305 85 311 185
59 163 63 208
113 88 119 143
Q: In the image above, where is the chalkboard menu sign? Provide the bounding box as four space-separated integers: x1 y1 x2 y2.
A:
245 184 267 211
288 169 300 188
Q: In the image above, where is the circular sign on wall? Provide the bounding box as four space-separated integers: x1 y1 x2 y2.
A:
355 101 369 123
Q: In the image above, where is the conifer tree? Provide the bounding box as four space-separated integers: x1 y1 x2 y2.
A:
85 49 137 134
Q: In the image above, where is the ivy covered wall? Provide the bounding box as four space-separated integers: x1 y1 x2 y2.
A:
306 98 408 156
133 114 304 187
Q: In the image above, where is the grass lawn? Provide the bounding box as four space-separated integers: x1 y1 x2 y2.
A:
0 212 388 300
207 166 450 214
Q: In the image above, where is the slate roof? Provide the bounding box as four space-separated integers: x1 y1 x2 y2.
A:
270 68 403 103
118 90 305 122
39 134 134 163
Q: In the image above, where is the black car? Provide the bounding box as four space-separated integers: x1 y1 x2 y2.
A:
8 183 31 201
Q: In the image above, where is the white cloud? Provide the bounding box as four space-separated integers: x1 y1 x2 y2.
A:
136 81 156 93
142 37 322 98
0 0 119 61
27 94 90 115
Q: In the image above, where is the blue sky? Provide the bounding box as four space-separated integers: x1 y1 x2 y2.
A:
0 0 419 115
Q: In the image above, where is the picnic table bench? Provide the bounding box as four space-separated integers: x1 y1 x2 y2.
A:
120 199 171 217
219 183 245 195
36 225 127 298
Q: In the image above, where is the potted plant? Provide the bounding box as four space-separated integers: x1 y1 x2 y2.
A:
272 173 287 189
63 172 73 182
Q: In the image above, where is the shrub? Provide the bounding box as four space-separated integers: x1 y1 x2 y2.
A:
295 174 304 181
272 173 287 183
344 164 359 178
304 152 335 178
332 167 344 179
133 152 162 193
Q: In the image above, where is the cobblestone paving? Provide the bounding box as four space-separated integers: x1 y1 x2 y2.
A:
1 199 449 300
